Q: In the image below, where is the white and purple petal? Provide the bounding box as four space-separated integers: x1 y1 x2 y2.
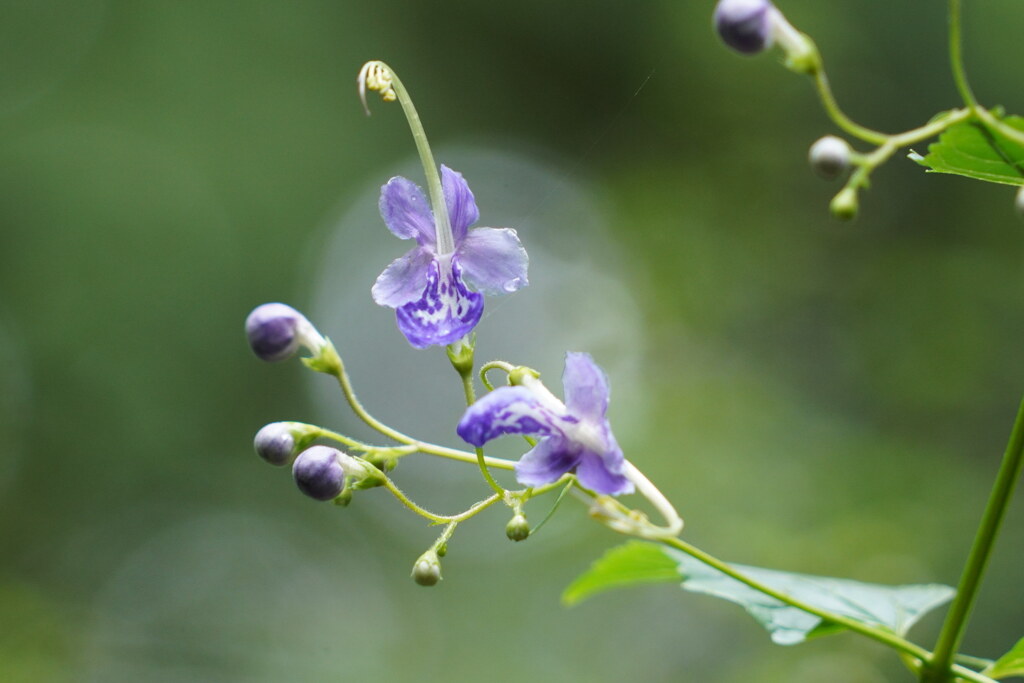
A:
371 246 435 308
457 386 566 447
394 255 483 349
514 437 582 488
561 352 611 420
441 165 479 242
379 176 436 247
456 227 529 295
574 450 634 496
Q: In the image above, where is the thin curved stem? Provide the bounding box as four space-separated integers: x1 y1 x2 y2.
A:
359 61 454 254
479 360 515 392
380 475 502 524
452 348 506 496
948 0 979 112
924 395 1024 682
838 108 972 197
325 359 516 470
812 67 889 145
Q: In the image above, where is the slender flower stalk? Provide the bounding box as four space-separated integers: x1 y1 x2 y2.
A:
359 61 454 254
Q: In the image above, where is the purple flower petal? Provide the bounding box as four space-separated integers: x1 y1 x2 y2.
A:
380 176 436 246
575 450 634 495
441 165 479 242
395 256 483 348
515 437 581 487
456 228 529 295
371 246 435 308
561 352 611 420
456 386 565 447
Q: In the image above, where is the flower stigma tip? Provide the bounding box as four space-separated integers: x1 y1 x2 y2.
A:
358 61 397 116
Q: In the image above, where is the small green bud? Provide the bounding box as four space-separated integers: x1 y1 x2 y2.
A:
436 543 448 558
412 550 442 586
830 187 858 221
446 335 475 377
809 135 852 180
506 514 530 542
1015 186 1024 218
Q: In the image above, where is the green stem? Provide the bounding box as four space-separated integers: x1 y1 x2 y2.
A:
948 0 979 112
450 344 505 496
526 479 575 536
327 360 516 470
479 360 515 392
811 65 889 145
660 537 931 661
974 108 1024 148
380 475 502 524
362 61 454 254
837 108 972 197
923 395 1024 682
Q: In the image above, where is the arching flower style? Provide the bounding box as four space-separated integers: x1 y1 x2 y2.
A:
371 165 529 348
457 352 634 496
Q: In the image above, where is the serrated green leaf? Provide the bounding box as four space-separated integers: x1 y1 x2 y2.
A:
663 547 955 645
913 115 1024 186
985 637 1024 679
562 541 682 606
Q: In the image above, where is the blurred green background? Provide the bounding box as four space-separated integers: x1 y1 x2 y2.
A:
1 1 1022 681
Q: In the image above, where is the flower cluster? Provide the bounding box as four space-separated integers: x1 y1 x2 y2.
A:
242 61 674 589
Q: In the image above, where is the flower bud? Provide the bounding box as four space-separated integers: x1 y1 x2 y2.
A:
292 445 347 501
411 550 442 586
1016 186 1024 218
506 514 530 542
254 422 303 466
245 303 325 362
809 135 852 180
830 187 859 221
714 0 773 55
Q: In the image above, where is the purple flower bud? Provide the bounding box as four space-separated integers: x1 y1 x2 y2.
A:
714 0 773 55
254 422 299 466
245 303 324 362
292 445 347 501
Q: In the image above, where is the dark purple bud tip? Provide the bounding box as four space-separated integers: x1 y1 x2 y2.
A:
714 0 773 55
245 303 304 362
254 422 298 466
293 445 346 501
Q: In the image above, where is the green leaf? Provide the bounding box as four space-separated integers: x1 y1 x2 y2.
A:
912 115 1024 186
663 547 955 645
985 637 1024 679
562 541 682 606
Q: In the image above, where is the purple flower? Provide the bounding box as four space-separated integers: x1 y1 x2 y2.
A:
456 352 634 496
371 165 528 348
